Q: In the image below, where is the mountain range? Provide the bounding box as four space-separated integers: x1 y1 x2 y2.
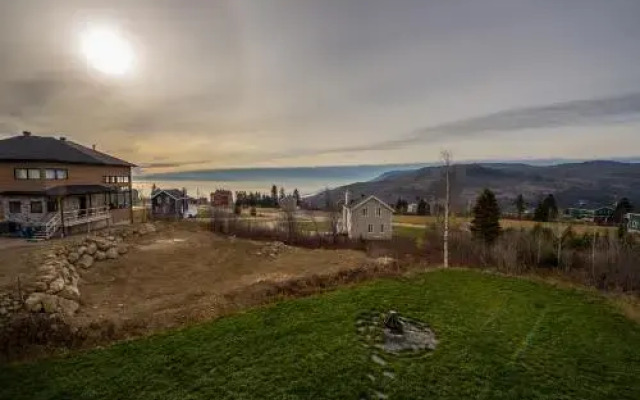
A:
307 160 640 211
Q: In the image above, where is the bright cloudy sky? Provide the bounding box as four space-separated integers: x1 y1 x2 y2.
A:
1 0 640 172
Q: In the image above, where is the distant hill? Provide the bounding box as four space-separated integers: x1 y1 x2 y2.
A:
307 161 640 210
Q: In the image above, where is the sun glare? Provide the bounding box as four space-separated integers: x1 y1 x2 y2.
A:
80 27 135 76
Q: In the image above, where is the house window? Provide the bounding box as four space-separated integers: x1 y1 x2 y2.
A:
380 224 385 232
27 169 41 179
377 207 381 216
14 169 28 180
362 208 368 216
30 201 43 214
44 169 67 180
56 169 67 179
368 224 373 233
9 201 21 214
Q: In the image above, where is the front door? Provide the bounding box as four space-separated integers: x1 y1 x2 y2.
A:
79 196 87 216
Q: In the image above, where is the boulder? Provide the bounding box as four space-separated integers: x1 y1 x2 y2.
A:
68 252 80 264
107 236 116 241
95 239 109 251
41 294 59 313
25 293 44 312
61 267 70 282
48 277 65 293
33 281 48 292
58 298 79 317
106 247 119 259
77 254 94 269
38 264 57 275
86 242 98 255
58 285 80 302
95 251 107 261
117 243 129 254
78 245 88 255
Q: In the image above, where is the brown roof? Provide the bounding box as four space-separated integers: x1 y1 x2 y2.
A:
0 134 135 167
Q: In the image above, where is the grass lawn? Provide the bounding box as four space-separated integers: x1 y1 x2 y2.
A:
2 269 639 399
393 215 615 234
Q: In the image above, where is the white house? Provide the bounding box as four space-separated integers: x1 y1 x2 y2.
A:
340 192 393 240
407 203 418 214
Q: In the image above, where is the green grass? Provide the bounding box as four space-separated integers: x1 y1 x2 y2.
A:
393 225 426 239
2 269 640 399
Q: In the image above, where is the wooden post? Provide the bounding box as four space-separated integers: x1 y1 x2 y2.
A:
128 169 134 224
59 197 66 237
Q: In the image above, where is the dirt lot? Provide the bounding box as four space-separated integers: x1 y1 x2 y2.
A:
71 224 369 330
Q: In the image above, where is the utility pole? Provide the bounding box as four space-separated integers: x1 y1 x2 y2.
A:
441 150 452 269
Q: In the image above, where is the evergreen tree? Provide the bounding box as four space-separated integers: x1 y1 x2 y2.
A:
533 200 548 222
533 194 558 222
417 198 429 215
271 185 278 207
544 194 559 220
471 189 501 244
293 188 301 205
612 197 633 223
515 194 526 220
279 187 285 200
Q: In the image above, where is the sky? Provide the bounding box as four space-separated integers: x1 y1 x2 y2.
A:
1 0 640 173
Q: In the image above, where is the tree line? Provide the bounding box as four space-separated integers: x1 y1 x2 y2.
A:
234 185 301 209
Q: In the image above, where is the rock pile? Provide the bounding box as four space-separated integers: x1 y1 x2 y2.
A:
21 222 157 318
255 241 289 258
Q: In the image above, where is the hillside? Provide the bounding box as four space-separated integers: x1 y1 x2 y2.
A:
308 161 640 210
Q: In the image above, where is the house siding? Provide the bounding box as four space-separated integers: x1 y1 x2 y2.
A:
0 162 130 193
348 198 393 240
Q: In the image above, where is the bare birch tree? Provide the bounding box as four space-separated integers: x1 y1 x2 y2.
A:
441 150 452 268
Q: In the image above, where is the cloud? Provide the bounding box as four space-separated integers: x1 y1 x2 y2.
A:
301 92 640 156
139 160 211 169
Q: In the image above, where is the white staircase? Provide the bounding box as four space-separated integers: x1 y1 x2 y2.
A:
31 213 62 241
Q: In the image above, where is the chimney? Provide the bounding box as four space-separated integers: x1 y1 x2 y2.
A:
59 136 66 141
92 144 96 150
22 131 31 137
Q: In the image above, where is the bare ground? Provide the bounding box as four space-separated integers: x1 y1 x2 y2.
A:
74 225 370 330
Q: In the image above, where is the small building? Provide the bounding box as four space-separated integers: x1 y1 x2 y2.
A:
407 203 418 214
625 213 640 233
0 132 135 239
563 208 595 221
211 190 233 209
593 207 615 224
340 192 393 240
151 188 188 218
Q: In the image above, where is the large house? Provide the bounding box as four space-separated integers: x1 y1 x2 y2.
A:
0 132 135 239
340 192 393 240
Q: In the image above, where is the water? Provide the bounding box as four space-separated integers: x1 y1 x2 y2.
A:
132 163 427 198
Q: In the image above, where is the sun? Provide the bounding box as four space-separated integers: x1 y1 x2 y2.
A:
80 28 135 76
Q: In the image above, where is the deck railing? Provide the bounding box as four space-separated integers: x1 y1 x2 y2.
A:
63 206 110 226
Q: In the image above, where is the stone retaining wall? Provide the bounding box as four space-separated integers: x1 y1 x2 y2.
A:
1 222 158 323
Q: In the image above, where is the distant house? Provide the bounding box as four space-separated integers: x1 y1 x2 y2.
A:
211 190 233 209
407 203 418 214
593 207 615 224
151 188 188 218
564 208 595 221
340 192 393 240
625 213 640 233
